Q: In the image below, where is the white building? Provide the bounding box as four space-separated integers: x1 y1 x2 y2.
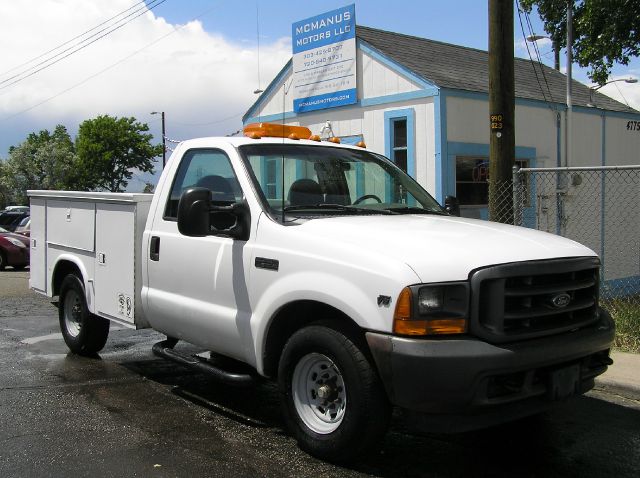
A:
244 26 640 220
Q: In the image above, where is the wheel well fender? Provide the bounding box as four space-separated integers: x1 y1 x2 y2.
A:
261 300 366 379
51 258 85 297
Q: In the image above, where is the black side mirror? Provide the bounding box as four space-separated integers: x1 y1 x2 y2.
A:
178 187 211 236
444 195 460 217
178 187 251 240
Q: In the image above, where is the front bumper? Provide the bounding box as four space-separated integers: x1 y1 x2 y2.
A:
366 308 615 432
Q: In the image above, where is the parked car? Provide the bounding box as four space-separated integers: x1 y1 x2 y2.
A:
3 205 30 213
0 211 29 232
0 229 30 270
14 216 30 237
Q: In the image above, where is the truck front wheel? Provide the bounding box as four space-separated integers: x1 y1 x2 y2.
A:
59 274 109 355
278 324 390 463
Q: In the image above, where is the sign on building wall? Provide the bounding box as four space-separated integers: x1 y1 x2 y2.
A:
292 4 357 113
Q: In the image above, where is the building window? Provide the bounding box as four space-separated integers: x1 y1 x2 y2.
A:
455 156 529 206
265 157 278 199
391 119 408 173
384 108 415 178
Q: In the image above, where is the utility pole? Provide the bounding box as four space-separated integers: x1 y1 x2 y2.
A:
488 0 515 223
160 111 166 168
565 1 573 167
151 111 167 168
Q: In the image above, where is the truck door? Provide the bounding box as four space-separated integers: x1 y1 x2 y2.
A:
145 148 250 361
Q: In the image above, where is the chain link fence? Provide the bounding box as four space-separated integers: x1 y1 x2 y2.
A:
491 166 640 351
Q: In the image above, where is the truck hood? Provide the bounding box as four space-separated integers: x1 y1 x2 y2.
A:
297 214 596 283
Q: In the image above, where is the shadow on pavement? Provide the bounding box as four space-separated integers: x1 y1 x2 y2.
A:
120 354 640 478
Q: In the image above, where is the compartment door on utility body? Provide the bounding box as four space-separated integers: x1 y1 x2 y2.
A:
146 148 250 360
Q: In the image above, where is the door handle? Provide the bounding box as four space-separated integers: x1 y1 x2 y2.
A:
150 236 160 261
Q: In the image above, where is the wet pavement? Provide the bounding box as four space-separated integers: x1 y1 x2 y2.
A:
1 269 640 477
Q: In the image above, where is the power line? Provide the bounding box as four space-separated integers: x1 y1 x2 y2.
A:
0 4 220 122
523 8 554 103
0 0 168 91
0 0 149 78
613 82 631 108
169 112 244 127
516 3 551 106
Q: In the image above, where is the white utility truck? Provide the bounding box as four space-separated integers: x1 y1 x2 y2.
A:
29 123 614 462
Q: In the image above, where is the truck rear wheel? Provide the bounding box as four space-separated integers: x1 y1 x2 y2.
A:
59 274 110 355
278 324 390 463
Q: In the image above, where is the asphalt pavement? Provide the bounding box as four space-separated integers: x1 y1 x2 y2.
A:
1 269 640 478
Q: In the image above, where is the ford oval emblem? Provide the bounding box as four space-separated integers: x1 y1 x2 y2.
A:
551 293 571 308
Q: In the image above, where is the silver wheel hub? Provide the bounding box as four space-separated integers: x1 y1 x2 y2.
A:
292 353 347 434
63 289 82 338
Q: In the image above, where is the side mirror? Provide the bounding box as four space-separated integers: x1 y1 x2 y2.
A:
177 187 251 240
178 187 210 236
444 195 460 217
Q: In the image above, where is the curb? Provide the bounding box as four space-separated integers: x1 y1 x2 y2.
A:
594 378 640 402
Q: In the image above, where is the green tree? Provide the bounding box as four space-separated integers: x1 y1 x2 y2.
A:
75 115 162 192
521 0 640 85
1 125 76 205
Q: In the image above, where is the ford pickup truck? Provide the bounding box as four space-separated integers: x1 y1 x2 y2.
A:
28 123 614 462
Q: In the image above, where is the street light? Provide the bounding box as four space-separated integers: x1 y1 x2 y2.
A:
588 78 638 107
150 111 166 168
525 34 560 71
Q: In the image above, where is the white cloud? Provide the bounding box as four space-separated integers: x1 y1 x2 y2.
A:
0 0 291 166
594 75 640 111
514 36 552 57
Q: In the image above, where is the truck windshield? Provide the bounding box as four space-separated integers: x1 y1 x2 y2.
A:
238 143 445 220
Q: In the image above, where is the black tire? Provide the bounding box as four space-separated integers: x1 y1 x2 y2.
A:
278 323 391 463
59 274 110 355
0 251 6 271
12 265 26 271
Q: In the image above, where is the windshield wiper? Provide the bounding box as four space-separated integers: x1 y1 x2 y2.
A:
384 206 448 215
283 204 395 214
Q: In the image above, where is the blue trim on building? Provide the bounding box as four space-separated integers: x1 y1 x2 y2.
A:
384 108 416 178
245 111 299 124
443 88 640 119
243 59 293 124
446 142 536 162
357 39 436 89
244 56 640 126
244 89 440 125
434 92 446 203
360 89 438 107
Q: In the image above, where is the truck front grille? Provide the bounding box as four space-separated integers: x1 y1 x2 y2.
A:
470 257 600 343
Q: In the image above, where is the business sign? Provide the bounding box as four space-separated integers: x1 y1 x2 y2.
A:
292 4 357 113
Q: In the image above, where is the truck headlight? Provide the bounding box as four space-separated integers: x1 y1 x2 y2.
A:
6 237 26 248
393 283 469 336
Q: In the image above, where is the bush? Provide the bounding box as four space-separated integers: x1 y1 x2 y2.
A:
602 298 640 353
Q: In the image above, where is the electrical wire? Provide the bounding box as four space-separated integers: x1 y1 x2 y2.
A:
0 4 220 122
613 82 631 108
169 112 244 127
0 0 168 91
0 0 150 77
523 8 555 103
516 3 551 106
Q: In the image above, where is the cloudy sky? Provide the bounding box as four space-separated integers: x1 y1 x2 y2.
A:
1 0 639 190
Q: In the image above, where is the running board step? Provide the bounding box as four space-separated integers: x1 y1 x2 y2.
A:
152 339 255 386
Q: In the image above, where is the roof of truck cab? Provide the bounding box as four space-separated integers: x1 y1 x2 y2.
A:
177 136 367 149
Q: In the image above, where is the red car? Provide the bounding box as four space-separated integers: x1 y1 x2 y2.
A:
0 226 30 270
